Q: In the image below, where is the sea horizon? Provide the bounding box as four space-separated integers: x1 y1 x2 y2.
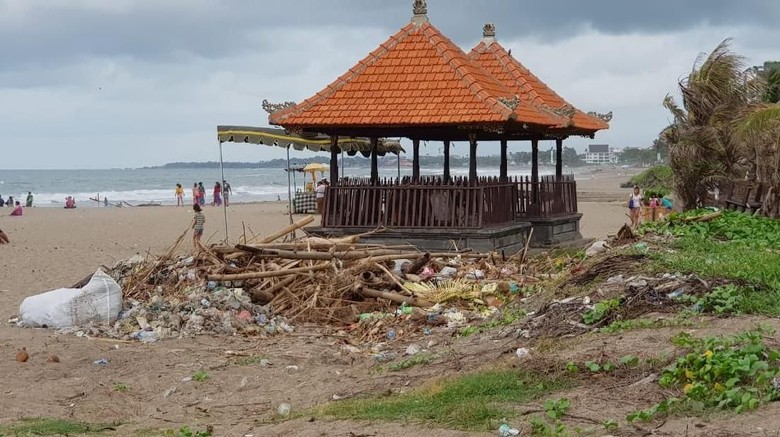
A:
0 164 587 208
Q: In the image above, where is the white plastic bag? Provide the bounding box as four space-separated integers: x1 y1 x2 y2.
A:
19 269 122 328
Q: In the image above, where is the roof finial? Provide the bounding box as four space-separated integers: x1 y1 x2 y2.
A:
481 23 496 45
411 0 429 25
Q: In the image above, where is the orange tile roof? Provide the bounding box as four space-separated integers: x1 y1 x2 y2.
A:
270 22 564 129
469 40 609 132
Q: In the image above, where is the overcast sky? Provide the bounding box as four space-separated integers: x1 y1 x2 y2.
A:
1 0 778 169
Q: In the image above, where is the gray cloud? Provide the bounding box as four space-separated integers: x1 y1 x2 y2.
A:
2 0 778 71
1 0 779 169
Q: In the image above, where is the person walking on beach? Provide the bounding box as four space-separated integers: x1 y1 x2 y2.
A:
26 192 33 207
222 180 232 206
175 184 185 206
0 195 5 207
198 182 206 206
6 196 13 207
628 186 643 229
192 183 199 206
211 182 222 206
191 204 205 249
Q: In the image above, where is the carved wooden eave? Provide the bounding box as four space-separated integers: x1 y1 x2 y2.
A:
456 123 505 134
262 99 296 114
587 110 613 122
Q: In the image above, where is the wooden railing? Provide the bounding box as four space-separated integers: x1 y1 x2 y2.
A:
517 175 578 218
323 176 518 229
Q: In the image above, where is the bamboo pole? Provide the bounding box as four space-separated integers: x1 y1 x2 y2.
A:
260 215 314 243
207 263 329 281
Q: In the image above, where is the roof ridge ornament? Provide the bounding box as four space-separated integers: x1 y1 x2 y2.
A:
411 0 429 25
262 99 296 114
481 23 496 46
587 110 613 122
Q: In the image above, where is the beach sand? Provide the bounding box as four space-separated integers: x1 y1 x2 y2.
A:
0 170 634 435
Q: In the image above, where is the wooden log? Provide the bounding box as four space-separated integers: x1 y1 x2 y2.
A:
404 253 430 274
357 286 432 308
250 276 296 304
207 263 329 281
261 215 314 243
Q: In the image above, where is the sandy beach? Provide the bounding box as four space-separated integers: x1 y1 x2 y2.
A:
0 170 634 435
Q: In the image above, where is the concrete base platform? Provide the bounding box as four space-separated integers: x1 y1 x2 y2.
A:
525 213 583 247
307 221 532 254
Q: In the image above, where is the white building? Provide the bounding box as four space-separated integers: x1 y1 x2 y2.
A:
585 144 618 164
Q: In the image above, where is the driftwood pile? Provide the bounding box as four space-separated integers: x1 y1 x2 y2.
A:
111 216 541 327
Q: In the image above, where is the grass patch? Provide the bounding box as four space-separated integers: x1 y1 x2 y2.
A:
641 210 780 315
191 370 209 382
651 238 780 294
388 353 432 371
315 369 573 431
458 308 527 337
0 418 116 436
600 315 698 333
236 355 267 366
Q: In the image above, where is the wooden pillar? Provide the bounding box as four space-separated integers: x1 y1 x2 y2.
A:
500 139 508 181
469 134 478 182
531 138 539 202
443 140 451 182
555 138 563 179
370 137 379 184
412 139 420 181
330 135 339 184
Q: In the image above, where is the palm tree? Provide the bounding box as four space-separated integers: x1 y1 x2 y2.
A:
764 68 780 104
662 40 758 209
738 105 780 218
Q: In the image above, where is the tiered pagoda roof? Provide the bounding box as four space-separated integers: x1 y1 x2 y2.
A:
468 24 609 133
269 1 608 139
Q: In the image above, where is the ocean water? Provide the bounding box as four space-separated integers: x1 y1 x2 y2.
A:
0 166 549 207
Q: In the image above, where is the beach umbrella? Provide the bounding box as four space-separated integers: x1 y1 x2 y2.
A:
302 162 329 183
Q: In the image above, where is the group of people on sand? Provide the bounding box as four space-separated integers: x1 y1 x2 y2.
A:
177 181 231 208
627 186 673 229
0 192 32 216
0 192 31 243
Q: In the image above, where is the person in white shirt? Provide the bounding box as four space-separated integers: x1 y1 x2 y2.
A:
628 186 644 229
315 178 329 214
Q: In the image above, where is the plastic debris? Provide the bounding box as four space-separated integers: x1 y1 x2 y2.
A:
405 344 421 356
585 240 610 257
498 423 520 436
94 358 109 365
373 352 398 362
438 266 458 278
515 348 530 359
386 329 397 340
277 403 291 416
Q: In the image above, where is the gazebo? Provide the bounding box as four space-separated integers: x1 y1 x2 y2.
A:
266 1 610 250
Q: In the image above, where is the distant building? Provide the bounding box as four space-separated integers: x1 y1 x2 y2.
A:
585 144 617 164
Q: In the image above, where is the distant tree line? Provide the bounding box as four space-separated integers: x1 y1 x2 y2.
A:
151 147 588 169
